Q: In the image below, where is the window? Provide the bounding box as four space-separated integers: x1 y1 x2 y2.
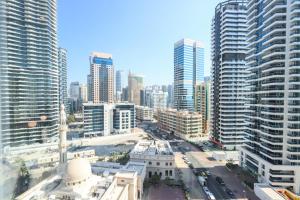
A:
170 162 172 166
149 161 152 165
169 170 173 176
165 170 169 176
157 162 160 166
165 162 168 166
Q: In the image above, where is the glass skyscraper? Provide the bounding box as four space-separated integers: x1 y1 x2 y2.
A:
0 0 59 148
174 38 204 111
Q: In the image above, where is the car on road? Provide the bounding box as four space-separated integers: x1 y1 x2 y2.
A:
202 186 210 195
202 187 216 200
225 188 234 198
206 170 211 176
216 176 225 186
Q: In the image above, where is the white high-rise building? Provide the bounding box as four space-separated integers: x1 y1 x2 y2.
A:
58 48 68 114
240 0 300 193
211 0 247 150
0 0 59 148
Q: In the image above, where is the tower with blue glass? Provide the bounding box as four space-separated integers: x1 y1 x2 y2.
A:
174 39 204 111
90 52 114 103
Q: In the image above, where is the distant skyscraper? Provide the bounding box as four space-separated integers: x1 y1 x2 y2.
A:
0 0 58 148
116 70 125 101
69 82 80 99
211 0 247 150
58 48 68 113
128 72 144 105
79 84 88 103
150 91 168 110
87 74 92 102
240 0 300 193
194 80 210 135
167 84 174 108
90 52 114 103
174 38 204 111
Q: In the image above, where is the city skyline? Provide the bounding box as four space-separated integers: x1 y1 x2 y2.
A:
57 0 223 85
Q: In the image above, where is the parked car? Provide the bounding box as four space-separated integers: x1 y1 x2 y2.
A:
216 176 225 186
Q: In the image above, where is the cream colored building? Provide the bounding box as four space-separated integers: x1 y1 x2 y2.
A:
135 106 153 121
16 157 141 200
194 81 210 135
157 109 203 139
129 140 175 180
128 72 143 105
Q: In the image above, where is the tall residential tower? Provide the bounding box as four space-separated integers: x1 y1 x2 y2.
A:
0 0 59 148
240 0 300 193
211 0 247 150
174 39 204 111
58 48 68 113
90 52 114 103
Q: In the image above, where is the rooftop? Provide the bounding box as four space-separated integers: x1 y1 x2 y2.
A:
130 140 173 156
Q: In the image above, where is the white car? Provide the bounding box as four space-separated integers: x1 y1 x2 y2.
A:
202 186 209 194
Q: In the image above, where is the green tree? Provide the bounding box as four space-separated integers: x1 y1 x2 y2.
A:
67 114 76 124
13 160 31 198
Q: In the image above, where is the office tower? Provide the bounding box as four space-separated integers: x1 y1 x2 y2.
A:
140 90 145 106
69 82 80 113
167 84 174 108
161 85 167 93
69 82 80 99
150 91 168 110
58 48 68 114
79 84 88 103
0 0 58 148
128 72 144 105
174 38 204 111
87 74 92 102
116 70 125 102
211 0 247 150
240 0 300 193
90 52 114 103
122 87 129 102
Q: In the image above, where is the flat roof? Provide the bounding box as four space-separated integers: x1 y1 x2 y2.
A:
130 140 173 156
255 184 286 200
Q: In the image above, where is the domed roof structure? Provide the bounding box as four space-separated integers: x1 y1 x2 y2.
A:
64 157 92 185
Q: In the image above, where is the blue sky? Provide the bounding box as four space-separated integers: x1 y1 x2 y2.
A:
58 0 222 86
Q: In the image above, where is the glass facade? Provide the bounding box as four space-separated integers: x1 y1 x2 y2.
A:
0 0 59 148
58 48 68 113
174 39 204 111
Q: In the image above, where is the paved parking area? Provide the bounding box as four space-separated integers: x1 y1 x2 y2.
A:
188 151 259 200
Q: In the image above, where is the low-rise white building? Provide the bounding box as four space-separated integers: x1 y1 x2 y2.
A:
129 140 175 180
135 106 153 121
157 109 203 139
16 157 142 200
83 103 135 137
